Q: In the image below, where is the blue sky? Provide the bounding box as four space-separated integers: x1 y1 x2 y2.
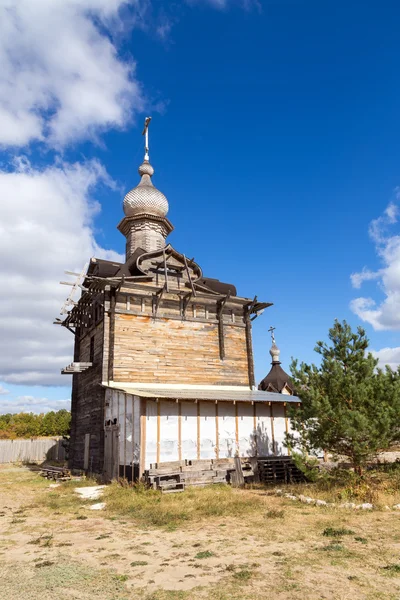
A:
1 0 399 413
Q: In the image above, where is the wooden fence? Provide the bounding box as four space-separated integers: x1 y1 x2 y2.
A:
0 437 66 464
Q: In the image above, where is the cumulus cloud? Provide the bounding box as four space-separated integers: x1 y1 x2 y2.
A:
0 396 71 414
0 386 9 396
0 158 123 386
0 0 145 148
350 197 400 330
371 347 400 371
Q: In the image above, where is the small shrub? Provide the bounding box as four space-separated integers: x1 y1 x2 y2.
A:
322 543 344 552
354 537 368 544
113 574 128 582
130 561 148 567
323 527 354 537
382 564 400 574
194 550 215 559
35 561 54 568
76 515 88 520
233 569 252 581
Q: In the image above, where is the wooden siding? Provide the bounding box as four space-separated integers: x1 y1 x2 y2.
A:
112 313 250 386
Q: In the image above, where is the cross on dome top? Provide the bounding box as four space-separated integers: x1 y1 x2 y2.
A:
123 117 169 219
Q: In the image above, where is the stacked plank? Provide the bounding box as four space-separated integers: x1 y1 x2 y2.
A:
144 458 236 493
40 465 72 481
257 457 305 484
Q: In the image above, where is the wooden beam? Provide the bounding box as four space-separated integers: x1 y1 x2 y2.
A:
183 254 196 297
253 402 257 457
217 291 231 360
131 394 135 483
153 283 167 319
197 401 201 460
284 403 290 456
107 288 116 383
178 401 182 461
156 400 161 464
215 401 219 460
163 248 169 292
244 310 256 388
179 291 193 319
139 399 146 478
235 402 239 456
123 394 127 480
270 403 275 455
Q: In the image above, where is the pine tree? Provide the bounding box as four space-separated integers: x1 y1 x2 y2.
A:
288 320 400 472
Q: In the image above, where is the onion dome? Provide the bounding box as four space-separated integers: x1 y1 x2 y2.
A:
259 334 294 394
123 160 169 218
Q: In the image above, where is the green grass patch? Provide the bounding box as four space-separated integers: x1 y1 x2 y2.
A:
233 569 253 581
382 564 400 574
130 560 148 567
194 550 214 559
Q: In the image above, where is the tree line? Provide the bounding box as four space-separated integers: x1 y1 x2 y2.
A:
0 410 71 439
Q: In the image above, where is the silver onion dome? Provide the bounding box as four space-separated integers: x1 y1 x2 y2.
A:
269 343 281 363
123 160 169 218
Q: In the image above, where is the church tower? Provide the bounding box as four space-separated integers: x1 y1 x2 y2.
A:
117 117 173 257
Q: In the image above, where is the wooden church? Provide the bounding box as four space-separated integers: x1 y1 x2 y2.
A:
58 118 299 480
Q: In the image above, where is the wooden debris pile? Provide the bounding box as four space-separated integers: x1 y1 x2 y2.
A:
40 465 72 481
144 458 237 493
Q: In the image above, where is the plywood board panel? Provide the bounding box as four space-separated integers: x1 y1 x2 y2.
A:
145 400 158 468
255 403 273 456
118 391 125 465
238 403 255 457
180 401 198 460
273 403 288 456
160 401 179 463
218 402 236 458
133 395 141 464
199 402 216 460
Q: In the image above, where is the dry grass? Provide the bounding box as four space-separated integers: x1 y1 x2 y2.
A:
102 482 266 528
1 464 400 600
284 464 400 507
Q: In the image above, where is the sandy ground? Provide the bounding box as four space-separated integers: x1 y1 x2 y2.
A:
1 465 400 600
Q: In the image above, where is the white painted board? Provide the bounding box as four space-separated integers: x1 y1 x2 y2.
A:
273 404 288 456
181 401 198 460
238 403 255 457
160 401 179 463
255 403 273 456
145 400 157 468
199 402 216 460
218 403 236 458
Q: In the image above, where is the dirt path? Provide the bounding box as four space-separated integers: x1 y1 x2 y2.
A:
1 465 399 600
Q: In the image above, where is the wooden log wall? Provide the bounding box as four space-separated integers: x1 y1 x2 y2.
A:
69 320 106 472
113 313 249 385
111 287 251 386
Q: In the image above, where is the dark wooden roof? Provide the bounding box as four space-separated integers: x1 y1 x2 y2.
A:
258 363 294 394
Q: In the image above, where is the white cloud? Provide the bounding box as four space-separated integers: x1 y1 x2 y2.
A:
350 196 400 330
0 385 9 396
372 347 400 371
0 0 145 148
0 158 124 386
0 396 71 414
